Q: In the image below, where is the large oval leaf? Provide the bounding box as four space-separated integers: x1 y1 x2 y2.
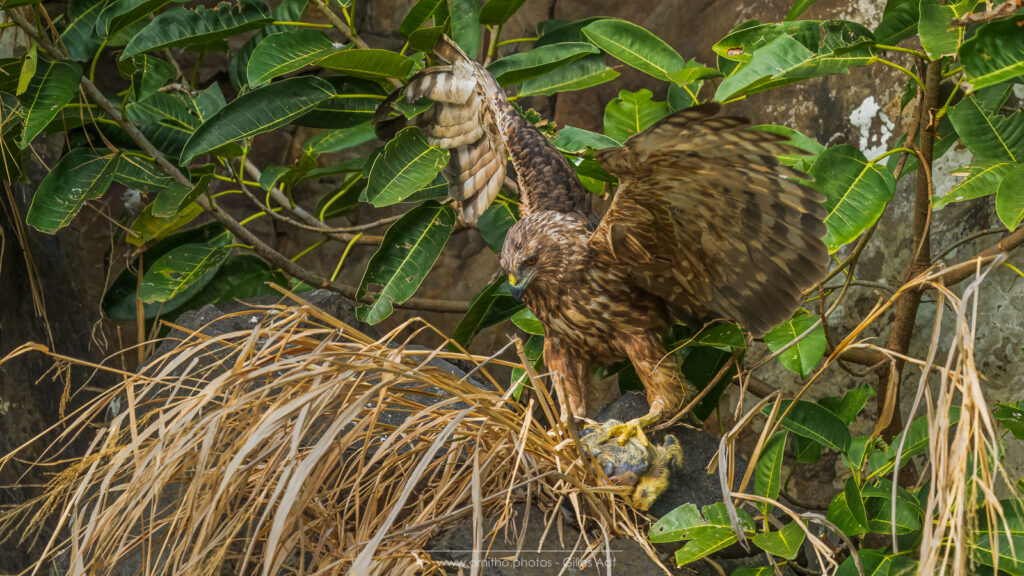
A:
996 164 1024 231
764 309 827 377
295 76 388 128
918 0 974 58
478 0 526 25
582 19 685 83
18 60 82 148
316 48 415 80
809 144 896 252
934 161 1015 209
97 0 173 39
399 0 443 36
139 232 232 302
486 42 598 86
27 148 119 234
516 54 619 97
874 0 919 45
247 30 342 87
180 76 335 164
355 201 456 324
960 15 1024 90
451 277 523 347
365 127 449 207
750 521 805 560
603 89 670 144
449 0 481 59
61 0 106 61
762 399 852 453
121 0 273 60
947 94 1024 164
754 430 787 511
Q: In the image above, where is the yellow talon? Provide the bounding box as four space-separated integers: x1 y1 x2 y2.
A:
603 418 651 446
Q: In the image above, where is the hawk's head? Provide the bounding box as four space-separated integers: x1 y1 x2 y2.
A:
499 211 590 302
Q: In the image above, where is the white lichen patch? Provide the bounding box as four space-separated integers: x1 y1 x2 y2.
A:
849 96 894 159
0 397 10 415
122 188 144 215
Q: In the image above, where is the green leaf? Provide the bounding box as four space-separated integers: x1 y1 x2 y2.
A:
303 122 377 157
994 399 1024 440
517 54 619 97
102 224 226 320
479 0 526 25
297 76 388 129
114 153 177 193
934 161 1016 209
603 89 671 144
511 308 544 335
763 309 826 377
180 76 335 164
61 0 106 61
246 30 341 87
714 21 875 102
996 164 1024 231
810 144 896 252
750 123 824 170
399 0 444 35
791 434 823 463
487 42 598 86
449 0 481 60
26 148 119 234
649 503 702 543
750 520 805 559
845 476 869 531
828 490 869 537
97 0 173 39
181 254 287 309
785 0 824 20
408 25 447 52
918 0 975 59
139 233 232 303
316 49 415 80
17 60 82 149
864 480 923 535
16 45 37 96
948 94 1024 164
582 19 685 83
960 16 1024 90
762 399 852 453
674 526 737 566
973 532 1024 576
818 386 874 425
119 54 177 100
754 431 787 511
122 0 274 59
127 201 204 246
451 277 523 347
552 125 619 153
365 127 449 207
874 0 919 45
477 196 518 252
356 202 456 324
835 549 899 576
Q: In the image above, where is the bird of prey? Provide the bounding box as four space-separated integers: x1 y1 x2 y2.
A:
376 36 829 444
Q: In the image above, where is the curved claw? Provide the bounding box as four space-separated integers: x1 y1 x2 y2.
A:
603 418 651 446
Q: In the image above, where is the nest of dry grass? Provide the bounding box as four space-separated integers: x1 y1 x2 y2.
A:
0 292 650 575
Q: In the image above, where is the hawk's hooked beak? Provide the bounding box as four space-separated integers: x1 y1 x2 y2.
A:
508 271 533 302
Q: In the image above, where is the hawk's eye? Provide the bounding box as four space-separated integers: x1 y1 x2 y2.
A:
523 254 538 266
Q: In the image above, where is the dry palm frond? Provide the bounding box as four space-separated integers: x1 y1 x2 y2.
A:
0 292 654 575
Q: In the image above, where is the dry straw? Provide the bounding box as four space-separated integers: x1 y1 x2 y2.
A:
0 291 651 575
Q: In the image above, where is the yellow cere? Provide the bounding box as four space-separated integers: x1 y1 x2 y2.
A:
508 274 518 286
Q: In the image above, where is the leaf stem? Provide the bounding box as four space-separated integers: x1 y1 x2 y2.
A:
873 43 926 59
495 36 537 48
271 20 333 28
871 147 916 164
331 232 363 281
872 57 924 90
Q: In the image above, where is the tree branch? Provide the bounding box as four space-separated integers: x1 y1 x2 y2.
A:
875 59 941 439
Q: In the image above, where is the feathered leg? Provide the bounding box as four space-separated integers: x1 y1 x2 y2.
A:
544 336 591 422
605 330 697 445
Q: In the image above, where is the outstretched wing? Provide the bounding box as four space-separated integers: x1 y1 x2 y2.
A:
374 36 591 223
589 104 829 336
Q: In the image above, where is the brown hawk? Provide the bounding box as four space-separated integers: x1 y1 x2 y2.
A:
376 36 829 443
